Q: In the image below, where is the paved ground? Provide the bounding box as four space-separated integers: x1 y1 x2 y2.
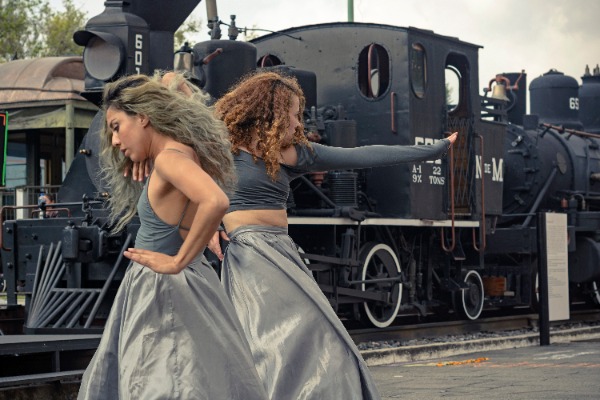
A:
1 328 599 399
369 339 600 399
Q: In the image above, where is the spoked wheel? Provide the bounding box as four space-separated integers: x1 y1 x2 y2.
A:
591 281 600 306
359 243 402 328
456 270 485 320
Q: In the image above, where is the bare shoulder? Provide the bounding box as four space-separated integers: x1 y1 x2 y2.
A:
155 145 198 164
153 146 200 179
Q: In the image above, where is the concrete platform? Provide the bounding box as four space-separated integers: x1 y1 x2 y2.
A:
1 331 599 399
369 339 600 399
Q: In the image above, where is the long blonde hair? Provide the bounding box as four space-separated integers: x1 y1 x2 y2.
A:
214 71 309 180
100 71 235 232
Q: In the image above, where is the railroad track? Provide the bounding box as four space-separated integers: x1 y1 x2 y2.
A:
350 309 600 344
350 309 600 366
350 313 535 344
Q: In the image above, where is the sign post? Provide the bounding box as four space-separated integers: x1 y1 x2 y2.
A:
536 212 570 346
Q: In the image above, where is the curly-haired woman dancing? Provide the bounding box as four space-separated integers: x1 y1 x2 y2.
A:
213 71 457 400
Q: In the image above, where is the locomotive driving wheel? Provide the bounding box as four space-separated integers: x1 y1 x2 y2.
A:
359 243 402 328
456 270 485 320
591 281 600 306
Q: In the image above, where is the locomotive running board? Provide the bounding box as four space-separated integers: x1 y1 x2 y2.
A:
288 217 479 227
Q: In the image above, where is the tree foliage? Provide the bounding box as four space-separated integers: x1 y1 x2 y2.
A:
0 0 85 62
0 0 47 61
0 1 212 62
174 14 203 51
242 25 261 41
40 0 86 57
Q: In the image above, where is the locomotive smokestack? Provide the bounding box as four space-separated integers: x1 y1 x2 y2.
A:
206 0 222 39
206 0 218 22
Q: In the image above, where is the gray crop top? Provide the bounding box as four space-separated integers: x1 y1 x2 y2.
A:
135 174 190 255
227 138 450 213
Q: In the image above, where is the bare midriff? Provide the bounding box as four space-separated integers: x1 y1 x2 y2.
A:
223 209 288 233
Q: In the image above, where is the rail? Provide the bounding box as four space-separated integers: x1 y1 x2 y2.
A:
441 142 456 252
0 185 61 220
472 134 486 252
390 91 397 133
540 123 600 140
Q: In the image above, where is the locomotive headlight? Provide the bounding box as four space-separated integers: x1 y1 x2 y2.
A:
74 31 125 82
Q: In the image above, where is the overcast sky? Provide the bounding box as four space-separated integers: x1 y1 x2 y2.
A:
52 0 600 95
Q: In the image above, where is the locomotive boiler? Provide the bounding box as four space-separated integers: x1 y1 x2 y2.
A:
1 0 599 338
486 69 600 308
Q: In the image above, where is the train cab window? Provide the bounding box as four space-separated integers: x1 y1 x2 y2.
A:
410 43 427 98
445 53 470 116
445 65 461 112
258 54 282 67
358 44 390 99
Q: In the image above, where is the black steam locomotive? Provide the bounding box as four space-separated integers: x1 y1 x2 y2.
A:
2 0 599 335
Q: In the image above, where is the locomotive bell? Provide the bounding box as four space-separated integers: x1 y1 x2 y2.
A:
173 42 194 75
491 83 510 101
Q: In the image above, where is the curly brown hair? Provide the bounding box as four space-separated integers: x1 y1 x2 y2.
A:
214 71 310 180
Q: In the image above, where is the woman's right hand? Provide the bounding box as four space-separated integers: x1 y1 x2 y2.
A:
207 230 230 261
124 247 182 274
447 131 458 145
124 159 152 181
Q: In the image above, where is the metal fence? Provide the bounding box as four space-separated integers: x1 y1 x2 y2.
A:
0 185 61 220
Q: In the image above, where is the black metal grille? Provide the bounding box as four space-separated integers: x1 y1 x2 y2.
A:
446 117 475 216
328 171 358 207
25 235 131 332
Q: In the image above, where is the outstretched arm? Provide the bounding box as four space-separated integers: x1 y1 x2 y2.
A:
296 132 457 172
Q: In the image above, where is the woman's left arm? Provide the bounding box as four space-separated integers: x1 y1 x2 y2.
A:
297 132 457 172
124 152 228 274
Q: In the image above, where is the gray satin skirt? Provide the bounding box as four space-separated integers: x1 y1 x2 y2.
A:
78 256 268 400
222 225 381 400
